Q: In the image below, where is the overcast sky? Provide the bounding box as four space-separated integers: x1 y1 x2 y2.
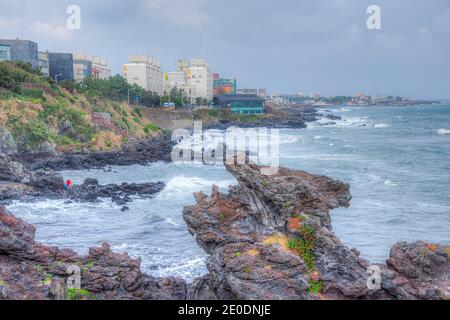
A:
1 0 449 98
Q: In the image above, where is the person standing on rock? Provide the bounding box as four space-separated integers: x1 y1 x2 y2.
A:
63 179 72 191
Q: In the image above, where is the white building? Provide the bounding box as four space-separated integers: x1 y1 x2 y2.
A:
189 58 213 100
123 55 164 95
162 58 213 102
37 51 49 77
164 71 192 96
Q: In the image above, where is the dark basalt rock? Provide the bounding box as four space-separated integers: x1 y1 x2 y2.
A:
1 160 448 300
182 162 449 300
15 133 174 171
0 207 187 300
0 153 165 205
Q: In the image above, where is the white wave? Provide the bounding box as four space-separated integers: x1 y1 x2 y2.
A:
158 175 235 199
438 128 450 135
165 218 180 226
314 135 322 139
384 180 398 187
374 123 391 128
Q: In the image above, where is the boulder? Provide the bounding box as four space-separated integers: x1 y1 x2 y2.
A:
0 127 17 155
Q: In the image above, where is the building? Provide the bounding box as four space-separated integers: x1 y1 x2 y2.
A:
163 58 214 102
237 88 258 95
90 56 111 79
213 78 237 96
188 58 213 101
73 53 111 81
123 55 164 95
0 39 38 67
48 53 74 81
73 53 93 82
258 89 267 98
215 94 266 114
163 71 191 96
38 51 49 76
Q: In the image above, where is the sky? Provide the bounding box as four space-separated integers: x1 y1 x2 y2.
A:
0 0 449 99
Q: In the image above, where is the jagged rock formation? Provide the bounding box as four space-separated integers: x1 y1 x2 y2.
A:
0 161 448 300
0 153 165 205
182 162 450 300
15 133 174 171
0 207 187 300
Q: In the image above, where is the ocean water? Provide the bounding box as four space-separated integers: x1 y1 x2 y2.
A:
7 104 450 280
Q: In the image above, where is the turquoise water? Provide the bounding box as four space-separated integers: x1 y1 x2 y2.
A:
8 104 450 279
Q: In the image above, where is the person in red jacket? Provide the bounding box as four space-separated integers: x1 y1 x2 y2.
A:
64 179 72 190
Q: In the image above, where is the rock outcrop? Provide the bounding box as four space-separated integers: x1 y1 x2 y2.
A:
0 207 187 300
182 162 449 300
1 161 448 300
15 133 174 171
0 153 165 205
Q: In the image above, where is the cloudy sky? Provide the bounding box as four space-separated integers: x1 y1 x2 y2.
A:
1 0 449 98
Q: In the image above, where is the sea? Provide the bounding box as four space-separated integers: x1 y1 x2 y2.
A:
7 104 450 281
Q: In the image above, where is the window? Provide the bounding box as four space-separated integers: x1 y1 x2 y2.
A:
0 45 11 61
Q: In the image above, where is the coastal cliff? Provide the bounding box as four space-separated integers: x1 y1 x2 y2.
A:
0 161 448 300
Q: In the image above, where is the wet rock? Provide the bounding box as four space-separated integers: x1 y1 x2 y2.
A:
0 127 17 155
183 162 449 300
68 180 165 204
0 153 32 183
0 207 188 300
16 133 174 171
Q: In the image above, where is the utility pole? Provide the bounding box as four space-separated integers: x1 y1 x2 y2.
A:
55 73 63 84
127 89 130 106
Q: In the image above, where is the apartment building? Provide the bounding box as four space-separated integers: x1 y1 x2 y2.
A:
123 55 164 95
0 39 38 67
189 58 213 100
73 53 111 81
38 51 49 76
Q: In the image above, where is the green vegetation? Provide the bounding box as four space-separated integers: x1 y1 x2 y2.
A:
0 61 162 152
235 252 242 258
143 123 161 134
160 87 191 108
42 273 53 286
243 267 252 274
308 279 324 294
66 288 97 300
287 223 324 294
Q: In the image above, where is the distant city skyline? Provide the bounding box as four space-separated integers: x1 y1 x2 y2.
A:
1 0 449 99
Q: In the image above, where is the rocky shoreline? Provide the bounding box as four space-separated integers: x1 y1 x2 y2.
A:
14 133 174 172
0 161 448 300
202 107 321 130
0 152 165 206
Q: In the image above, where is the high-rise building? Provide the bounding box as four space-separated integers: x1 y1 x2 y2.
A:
73 53 92 82
48 52 74 81
73 53 111 81
123 55 164 95
163 71 192 96
188 58 213 100
0 39 38 67
38 51 49 77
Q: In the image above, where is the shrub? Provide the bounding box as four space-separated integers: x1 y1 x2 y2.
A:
143 123 160 134
66 288 96 300
21 87 44 99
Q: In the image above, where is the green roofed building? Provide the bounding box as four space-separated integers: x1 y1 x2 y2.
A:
215 94 266 114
